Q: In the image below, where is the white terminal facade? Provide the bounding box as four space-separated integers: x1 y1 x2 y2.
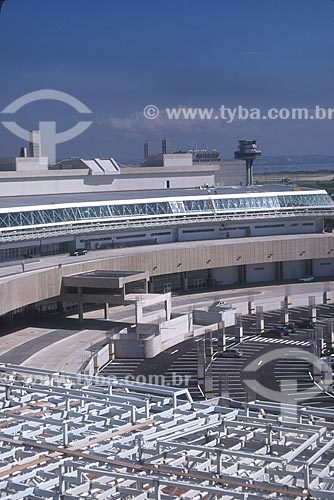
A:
0 136 334 317
1 140 334 498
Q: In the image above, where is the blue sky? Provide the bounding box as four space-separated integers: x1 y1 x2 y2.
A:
0 0 334 161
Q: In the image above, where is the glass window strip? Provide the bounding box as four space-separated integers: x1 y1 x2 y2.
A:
0 193 333 229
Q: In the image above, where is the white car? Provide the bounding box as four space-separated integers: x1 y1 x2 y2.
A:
299 276 314 283
216 300 234 310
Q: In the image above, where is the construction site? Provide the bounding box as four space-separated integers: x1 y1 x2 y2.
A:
0 364 333 500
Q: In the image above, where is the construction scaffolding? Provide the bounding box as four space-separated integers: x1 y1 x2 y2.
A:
0 364 333 499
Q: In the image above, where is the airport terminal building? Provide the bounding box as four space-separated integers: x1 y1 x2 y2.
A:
1 140 334 324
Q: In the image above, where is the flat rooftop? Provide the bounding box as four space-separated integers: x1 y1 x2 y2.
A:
63 270 149 289
79 270 147 278
0 184 316 210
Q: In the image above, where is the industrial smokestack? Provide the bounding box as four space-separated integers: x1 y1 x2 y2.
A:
162 137 171 155
29 130 41 158
144 140 152 160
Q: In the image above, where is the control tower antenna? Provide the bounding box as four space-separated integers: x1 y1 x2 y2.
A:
234 139 262 186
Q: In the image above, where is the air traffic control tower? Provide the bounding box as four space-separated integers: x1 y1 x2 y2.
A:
234 139 262 186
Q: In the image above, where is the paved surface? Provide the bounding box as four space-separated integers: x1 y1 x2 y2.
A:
0 314 131 371
101 303 334 408
1 282 334 380
0 326 51 357
0 328 82 365
21 329 107 372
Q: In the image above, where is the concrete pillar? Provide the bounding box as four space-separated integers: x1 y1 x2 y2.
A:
108 339 115 361
197 340 205 389
182 272 188 291
207 268 214 288
306 259 313 275
78 287 83 325
104 303 109 320
204 332 214 399
238 265 245 285
256 306 265 335
204 362 214 399
310 306 317 323
144 279 149 294
324 319 334 353
135 301 143 323
165 296 171 321
235 313 243 342
56 301 64 315
323 290 332 304
284 295 292 308
316 337 325 357
308 296 317 323
310 325 324 358
248 301 255 315
246 159 253 186
78 301 84 325
280 301 289 325
275 262 283 281
205 332 214 362
218 321 226 351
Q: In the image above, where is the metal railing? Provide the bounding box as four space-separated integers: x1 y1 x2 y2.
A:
0 208 333 242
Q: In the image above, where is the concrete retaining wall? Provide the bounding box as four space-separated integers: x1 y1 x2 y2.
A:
193 310 222 325
82 288 334 366
111 290 334 359
113 329 146 359
83 344 109 376
160 314 192 350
